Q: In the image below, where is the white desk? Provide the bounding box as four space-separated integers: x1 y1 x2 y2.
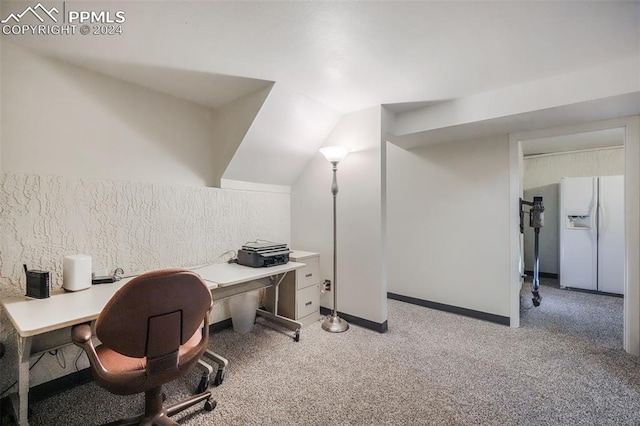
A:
1 261 303 426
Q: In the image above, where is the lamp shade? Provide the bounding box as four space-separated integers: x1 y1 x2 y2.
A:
319 146 351 163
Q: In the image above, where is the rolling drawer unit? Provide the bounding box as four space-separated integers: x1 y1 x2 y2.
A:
265 251 320 327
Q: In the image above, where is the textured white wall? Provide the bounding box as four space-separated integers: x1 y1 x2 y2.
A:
291 106 387 324
522 147 624 274
1 42 219 187
387 136 511 317
523 148 624 189
0 173 290 388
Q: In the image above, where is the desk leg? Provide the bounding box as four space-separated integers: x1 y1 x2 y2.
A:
15 335 32 426
256 273 303 341
256 309 303 333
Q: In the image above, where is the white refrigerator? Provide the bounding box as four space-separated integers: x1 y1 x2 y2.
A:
559 176 624 294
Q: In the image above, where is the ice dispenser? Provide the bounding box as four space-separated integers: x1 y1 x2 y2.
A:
566 211 592 229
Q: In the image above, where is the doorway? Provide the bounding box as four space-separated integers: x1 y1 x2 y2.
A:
520 129 624 346
508 117 640 356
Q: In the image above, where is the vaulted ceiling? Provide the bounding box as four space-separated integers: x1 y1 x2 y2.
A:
5 0 639 185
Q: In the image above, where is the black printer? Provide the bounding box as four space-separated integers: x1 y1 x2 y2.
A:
237 242 290 268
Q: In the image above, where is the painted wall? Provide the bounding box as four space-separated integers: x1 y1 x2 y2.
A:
223 84 342 186
213 84 274 187
1 42 219 187
394 55 640 137
291 106 387 325
522 147 624 274
387 136 511 318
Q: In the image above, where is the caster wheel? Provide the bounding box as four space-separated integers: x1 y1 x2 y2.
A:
197 374 210 393
213 368 225 387
294 330 300 342
204 399 217 411
162 392 166 402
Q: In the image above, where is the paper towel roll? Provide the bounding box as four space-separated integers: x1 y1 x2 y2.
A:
63 255 92 291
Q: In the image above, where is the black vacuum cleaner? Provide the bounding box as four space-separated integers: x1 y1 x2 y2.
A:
520 196 545 307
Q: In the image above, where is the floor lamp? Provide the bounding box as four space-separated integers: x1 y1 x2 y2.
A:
319 146 351 333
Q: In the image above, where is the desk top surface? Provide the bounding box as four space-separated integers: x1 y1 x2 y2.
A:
192 261 303 286
2 261 303 337
1 277 136 338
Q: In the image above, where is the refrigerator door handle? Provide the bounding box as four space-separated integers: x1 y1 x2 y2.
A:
592 178 599 240
598 203 605 236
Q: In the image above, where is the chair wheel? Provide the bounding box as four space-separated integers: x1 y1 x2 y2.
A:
162 392 167 402
204 399 217 411
294 330 300 342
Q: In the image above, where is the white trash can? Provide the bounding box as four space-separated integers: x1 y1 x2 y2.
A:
228 290 260 334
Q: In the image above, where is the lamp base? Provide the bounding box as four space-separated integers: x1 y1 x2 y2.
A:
321 314 349 333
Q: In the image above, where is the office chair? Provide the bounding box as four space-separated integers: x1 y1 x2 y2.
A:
72 268 216 425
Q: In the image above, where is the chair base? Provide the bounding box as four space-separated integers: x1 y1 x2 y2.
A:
103 388 215 426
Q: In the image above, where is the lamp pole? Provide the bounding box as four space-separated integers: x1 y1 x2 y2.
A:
321 159 349 333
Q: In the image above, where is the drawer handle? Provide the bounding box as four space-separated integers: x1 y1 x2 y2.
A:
305 273 313 278
305 301 312 306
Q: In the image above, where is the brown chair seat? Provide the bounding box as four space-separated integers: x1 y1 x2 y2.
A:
95 329 203 375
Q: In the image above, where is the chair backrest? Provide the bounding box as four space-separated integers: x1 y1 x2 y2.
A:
95 268 212 359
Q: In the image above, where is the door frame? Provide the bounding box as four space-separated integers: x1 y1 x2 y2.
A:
509 116 640 355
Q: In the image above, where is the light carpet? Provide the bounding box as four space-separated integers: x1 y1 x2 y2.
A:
18 282 640 425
